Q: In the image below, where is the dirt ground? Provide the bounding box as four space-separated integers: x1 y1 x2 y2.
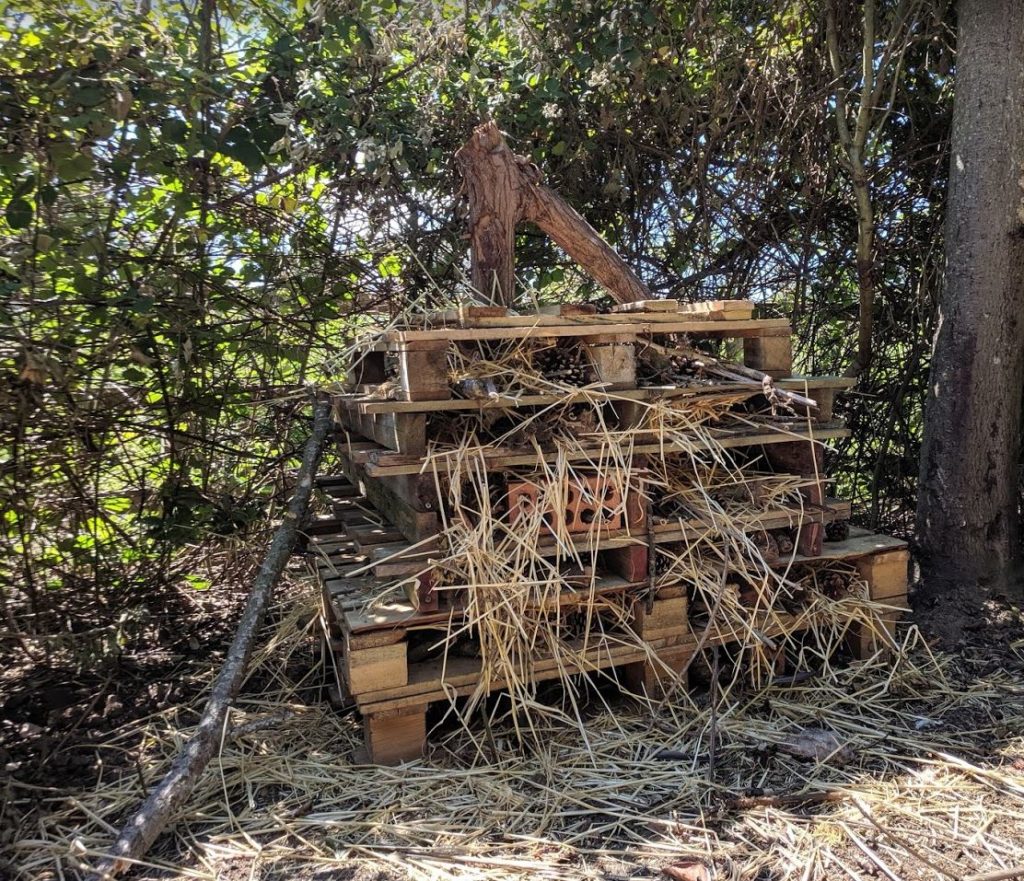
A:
4 574 1024 881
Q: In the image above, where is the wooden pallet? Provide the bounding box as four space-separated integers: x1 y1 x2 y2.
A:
315 311 883 764
333 376 852 459
312 516 910 763
348 312 800 404
315 472 853 582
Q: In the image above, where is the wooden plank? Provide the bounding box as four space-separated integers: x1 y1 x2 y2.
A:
353 386 755 415
345 377 851 416
536 303 599 317
347 642 408 694
780 376 855 390
792 532 907 563
350 524 405 547
362 427 852 476
311 538 358 555
345 628 407 651
452 309 762 327
384 318 792 344
677 300 755 320
319 504 853 635
356 637 658 712
610 299 680 313
744 330 793 379
426 305 509 323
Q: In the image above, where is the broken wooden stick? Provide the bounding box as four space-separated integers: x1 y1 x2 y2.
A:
456 121 651 306
642 340 819 412
90 398 333 880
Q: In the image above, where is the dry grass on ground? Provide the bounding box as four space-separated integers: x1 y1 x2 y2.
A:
6 576 1024 881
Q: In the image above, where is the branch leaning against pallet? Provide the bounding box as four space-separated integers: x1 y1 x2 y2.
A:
91 399 333 880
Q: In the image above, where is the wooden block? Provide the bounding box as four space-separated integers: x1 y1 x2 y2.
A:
613 399 647 429
369 412 427 456
847 606 905 660
797 521 824 556
743 330 793 379
362 706 426 764
857 549 910 600
347 642 408 694
639 596 688 641
395 341 450 402
744 643 786 688
814 388 836 422
362 474 440 544
414 570 439 611
587 339 637 389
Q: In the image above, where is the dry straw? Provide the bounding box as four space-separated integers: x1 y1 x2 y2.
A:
10 578 1024 881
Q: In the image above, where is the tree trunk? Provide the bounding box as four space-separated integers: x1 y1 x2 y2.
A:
916 0 1024 632
91 400 333 878
455 123 532 305
455 121 651 306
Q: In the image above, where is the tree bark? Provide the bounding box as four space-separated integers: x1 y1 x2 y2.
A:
455 121 651 306
91 399 333 878
916 0 1024 631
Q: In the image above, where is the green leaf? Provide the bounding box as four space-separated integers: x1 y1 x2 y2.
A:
37 184 58 206
220 126 264 171
552 140 567 156
13 174 36 198
55 153 95 180
377 254 402 277
185 573 211 591
5 197 33 229
161 118 189 144
75 86 106 107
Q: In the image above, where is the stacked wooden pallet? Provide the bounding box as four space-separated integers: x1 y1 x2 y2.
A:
312 301 909 763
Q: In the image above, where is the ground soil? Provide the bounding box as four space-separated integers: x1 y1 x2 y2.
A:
0 582 249 796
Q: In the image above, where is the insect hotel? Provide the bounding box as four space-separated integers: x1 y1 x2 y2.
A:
310 124 909 763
